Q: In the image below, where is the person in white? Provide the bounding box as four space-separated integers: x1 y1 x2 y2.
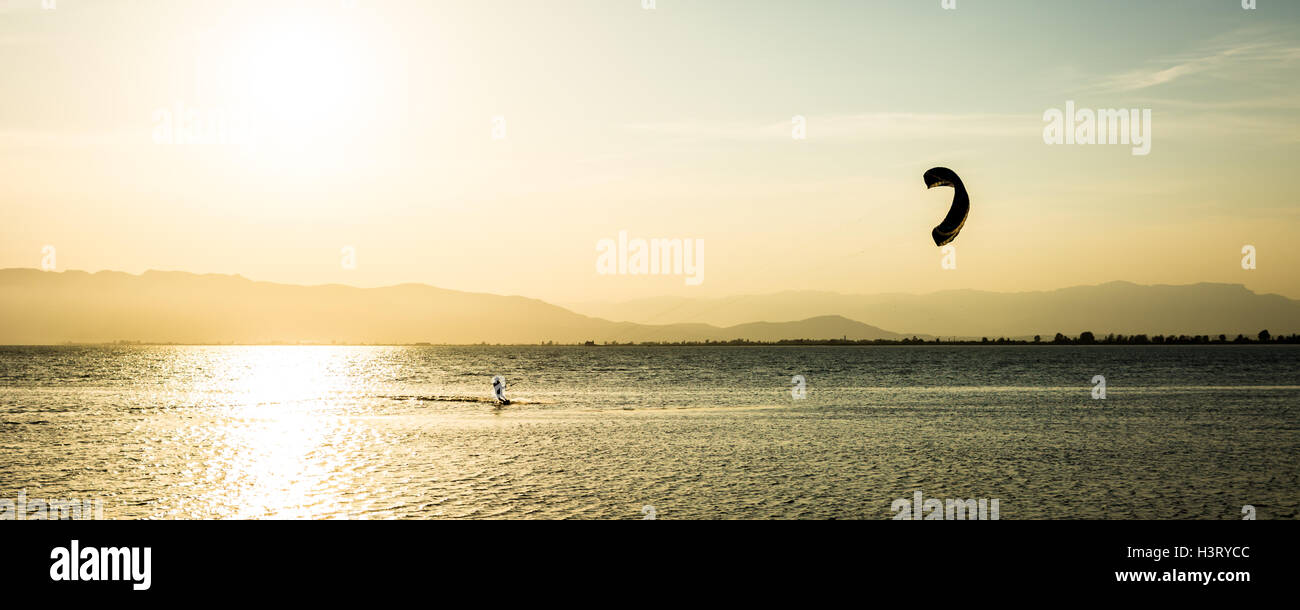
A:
492 375 510 406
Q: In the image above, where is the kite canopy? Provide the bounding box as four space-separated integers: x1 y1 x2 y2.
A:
923 167 969 247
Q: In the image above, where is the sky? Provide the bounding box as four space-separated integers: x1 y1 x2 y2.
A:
1 0 1297 303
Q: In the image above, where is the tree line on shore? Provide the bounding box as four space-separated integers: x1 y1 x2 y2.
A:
583 330 1298 346
68 330 1298 347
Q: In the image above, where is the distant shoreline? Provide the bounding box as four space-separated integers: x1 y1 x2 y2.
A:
10 332 1298 348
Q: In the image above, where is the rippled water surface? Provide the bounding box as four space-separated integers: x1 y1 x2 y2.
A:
1 345 1296 519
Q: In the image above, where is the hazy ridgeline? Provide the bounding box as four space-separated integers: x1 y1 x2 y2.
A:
3 269 1297 345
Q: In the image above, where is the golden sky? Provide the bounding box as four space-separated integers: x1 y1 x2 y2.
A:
2 0 1297 302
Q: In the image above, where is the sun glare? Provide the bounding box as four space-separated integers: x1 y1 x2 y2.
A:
222 15 383 169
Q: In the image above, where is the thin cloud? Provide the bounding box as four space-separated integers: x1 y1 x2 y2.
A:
624 112 1036 143
1098 30 1299 93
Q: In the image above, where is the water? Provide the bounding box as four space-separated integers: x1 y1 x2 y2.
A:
1 345 1296 519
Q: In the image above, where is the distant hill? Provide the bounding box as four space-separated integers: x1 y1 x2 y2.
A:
616 315 910 343
565 282 1300 338
6 270 1291 344
0 269 906 344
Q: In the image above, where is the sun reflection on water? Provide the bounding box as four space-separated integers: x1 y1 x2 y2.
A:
150 347 391 519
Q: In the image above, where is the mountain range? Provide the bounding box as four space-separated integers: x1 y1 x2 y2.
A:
1 269 1295 344
0 269 900 344
565 282 1300 339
